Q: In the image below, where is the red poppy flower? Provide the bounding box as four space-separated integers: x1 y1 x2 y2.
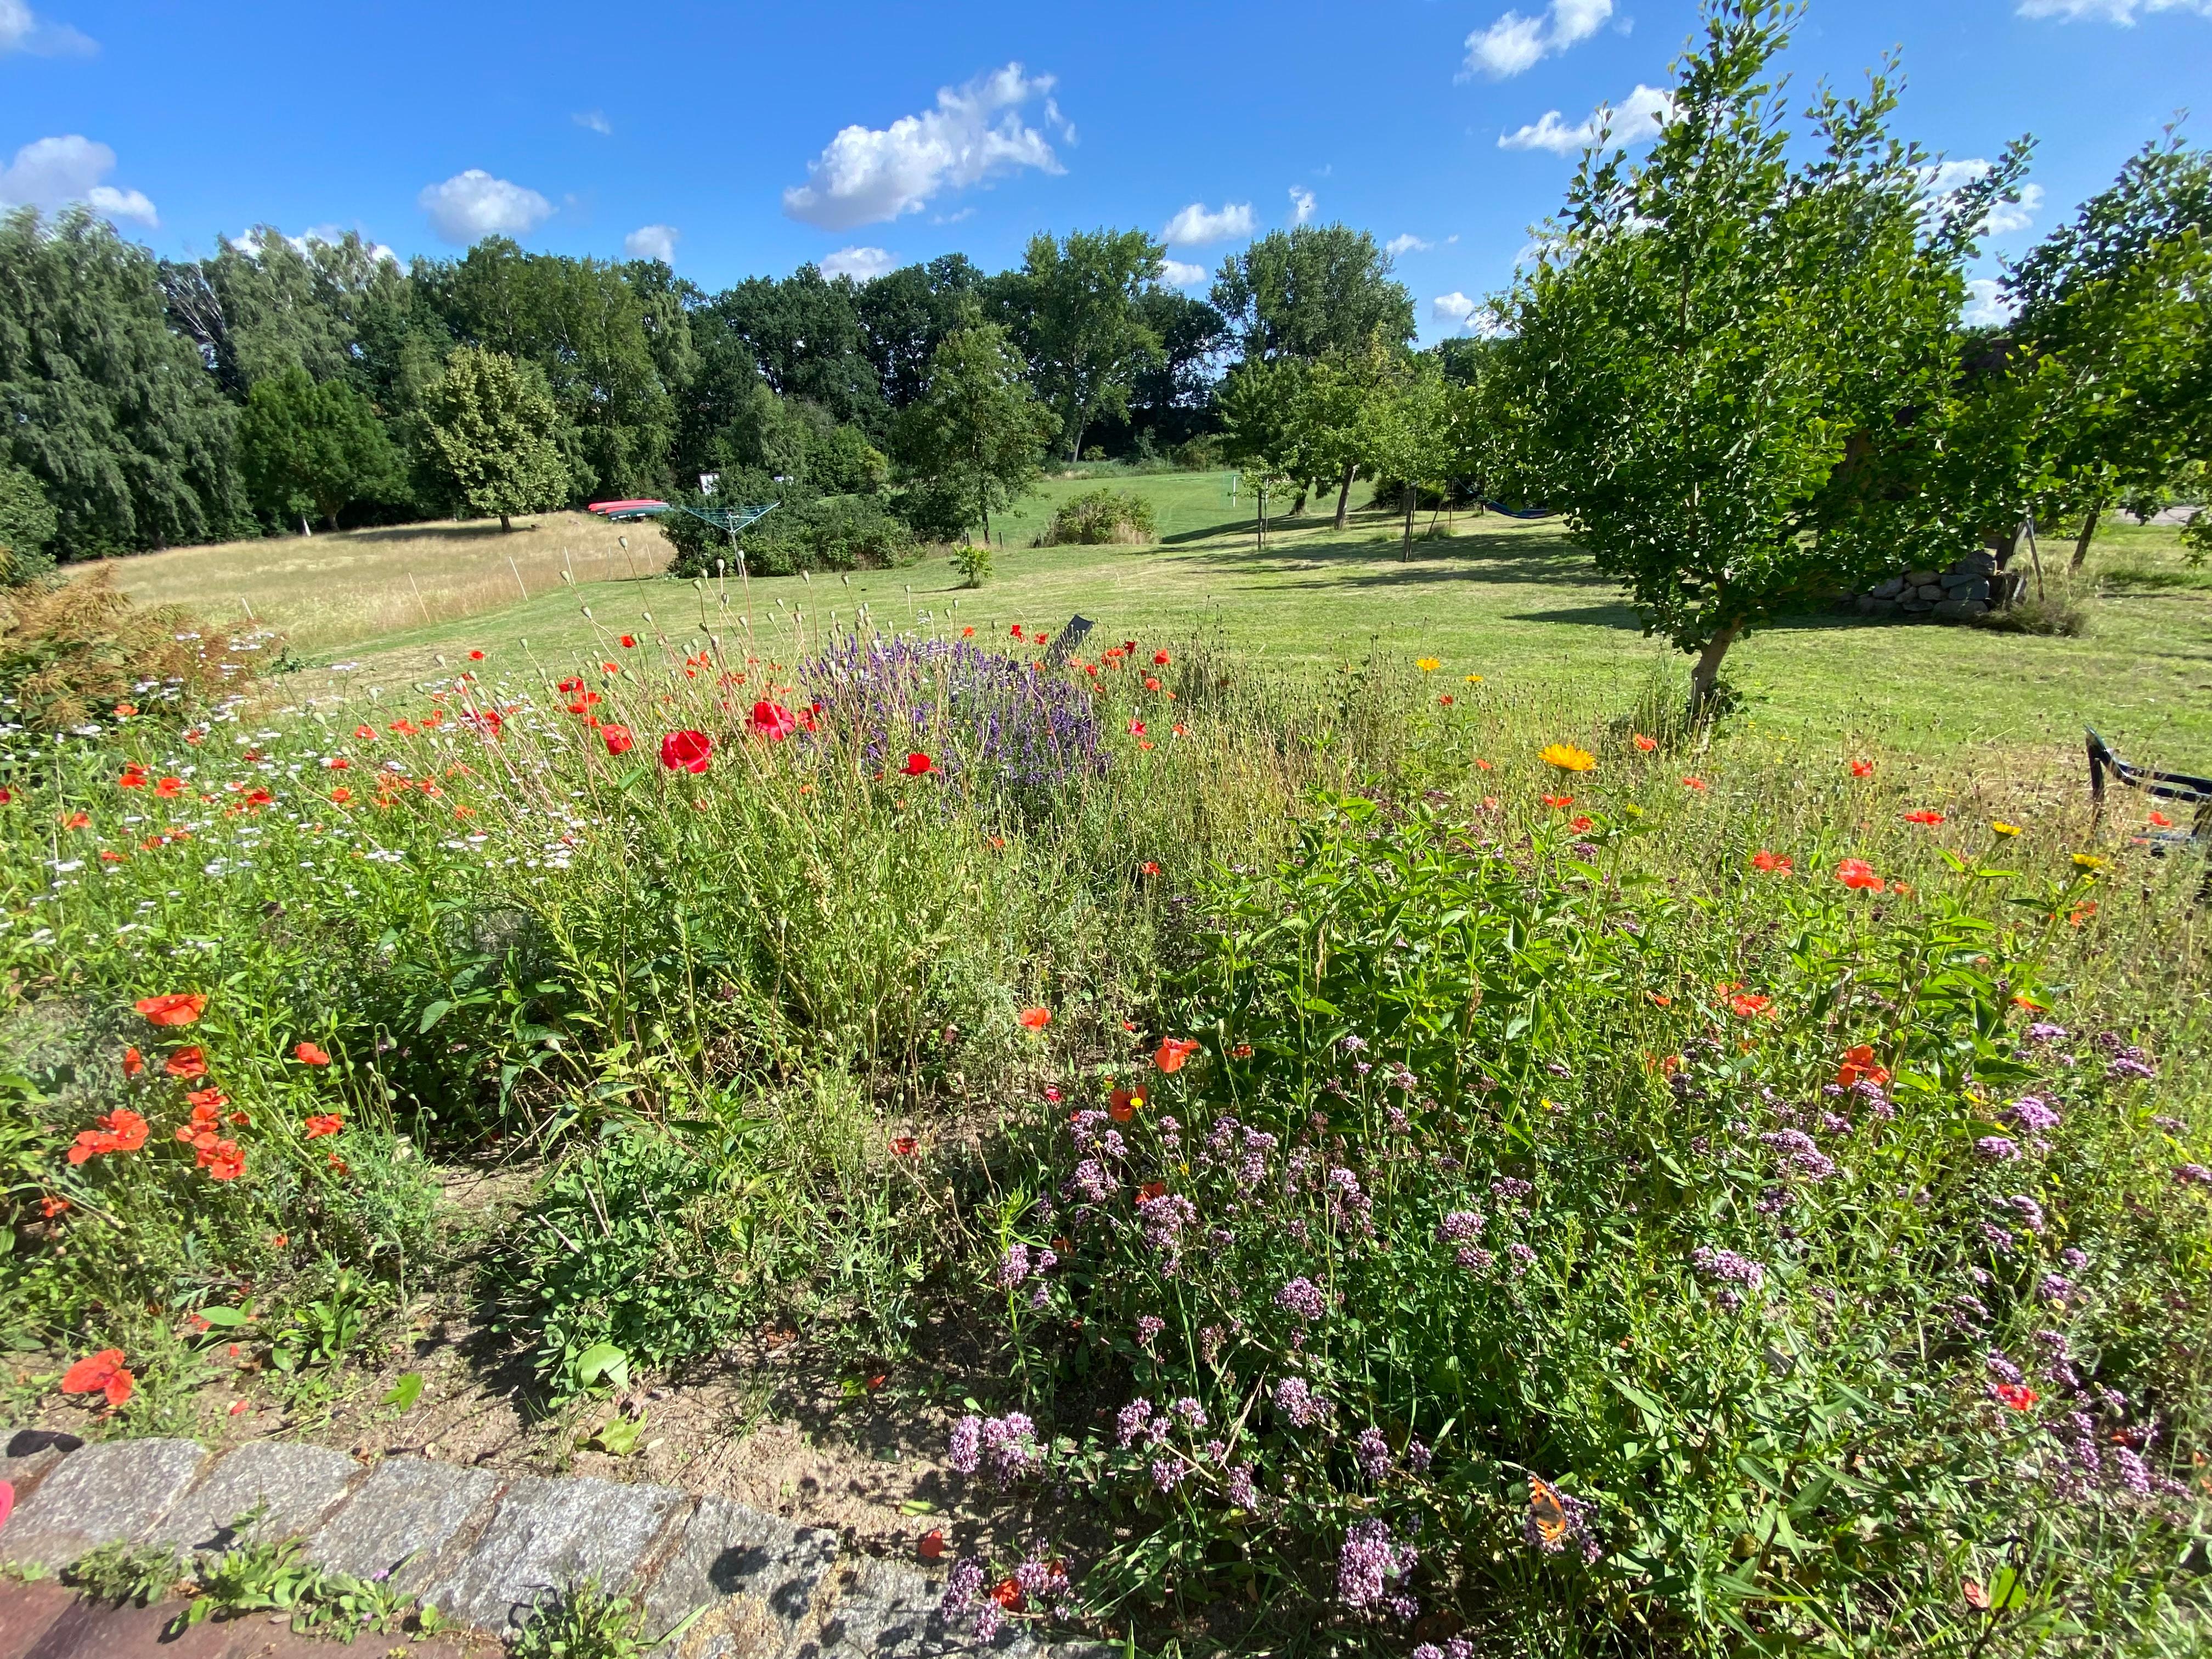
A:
601 725 635 757
1154 1036 1201 1074
990 1578 1024 1611
1108 1087 1141 1122
41 1195 69 1218
1542 794 1573 809
747 701 799 742
163 1046 208 1079
901 752 935 776
1017 1007 1052 1031
303 1113 343 1138
890 1135 918 1157
1903 810 1945 826
1835 858 1884 891
1835 1044 1891 1088
122 1046 144 1079
1751 849 1792 874
60 1349 134 1408
660 730 712 773
294 1041 331 1066
620 634 637 648
153 776 184 798
1139 861 1161 876
60 810 90 830
0 787 10 805
1009 625 1025 640
1139 1180 1167 1201
1681 777 1708 791
354 724 375 741
1993 1383 2039 1412
136 992 206 1027
918 1530 947 1560
185 1087 230 1111
1127 719 1147 737
103 1108 148 1152
1632 733 1657 752
1153 650 1171 665
1849 759 1874 778
117 770 146 789
1570 815 1593 832
1728 993 1772 1019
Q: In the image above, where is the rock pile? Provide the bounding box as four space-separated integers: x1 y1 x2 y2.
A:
1848 549 2025 621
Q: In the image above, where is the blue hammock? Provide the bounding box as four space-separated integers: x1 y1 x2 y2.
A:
1483 501 1553 520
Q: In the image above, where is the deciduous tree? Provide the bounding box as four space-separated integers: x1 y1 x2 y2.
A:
417 346 573 531
238 366 402 532
1001 228 1165 463
891 318 1058 545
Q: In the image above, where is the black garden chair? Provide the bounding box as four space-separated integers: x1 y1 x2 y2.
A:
2086 727 2212 902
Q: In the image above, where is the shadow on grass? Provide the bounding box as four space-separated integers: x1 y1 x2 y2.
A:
342 522 548 545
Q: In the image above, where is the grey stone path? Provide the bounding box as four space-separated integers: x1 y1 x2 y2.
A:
0 1430 1104 1658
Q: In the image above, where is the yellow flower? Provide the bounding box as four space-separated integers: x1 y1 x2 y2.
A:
1416 657 1441 672
1991 822 2022 837
2071 853 2107 871
1539 743 1596 774
1464 673 1483 684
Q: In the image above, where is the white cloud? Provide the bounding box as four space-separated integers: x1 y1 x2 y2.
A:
1289 185 1316 224
1462 0 1612 78
1432 292 1477 324
1963 279 2016 328
1162 201 1254 246
0 0 95 56
228 225 399 265
418 170 552 244
1921 159 2046 238
623 223 679 263
2017 0 2210 19
1159 257 1210 286
573 110 613 136
0 135 155 224
1387 233 1434 257
782 63 1067 231
821 244 897 280
1500 83 1672 155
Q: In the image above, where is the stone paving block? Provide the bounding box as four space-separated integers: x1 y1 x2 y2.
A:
303 1454 501 1592
420 1472 686 1636
642 1495 839 1659
799 1557 1041 1659
0 1436 208 1570
159 1440 364 1553
0 1427 82 1507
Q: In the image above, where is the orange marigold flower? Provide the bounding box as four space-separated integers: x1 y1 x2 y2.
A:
1539 743 1596 773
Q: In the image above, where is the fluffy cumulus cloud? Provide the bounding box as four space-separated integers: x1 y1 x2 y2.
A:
1288 185 1317 224
418 170 552 244
1963 279 2016 328
1387 233 1434 256
782 63 1069 232
1462 0 1611 78
821 244 897 280
624 223 679 263
2017 0 2210 19
1162 201 1255 246
1500 83 1672 156
1159 257 1210 287
0 0 95 56
0 135 155 224
1432 291 1478 324
1922 159 2046 238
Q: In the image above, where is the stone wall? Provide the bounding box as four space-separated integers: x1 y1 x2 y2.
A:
1847 549 2026 621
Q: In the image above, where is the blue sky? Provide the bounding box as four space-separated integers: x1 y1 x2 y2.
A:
2 0 2208 340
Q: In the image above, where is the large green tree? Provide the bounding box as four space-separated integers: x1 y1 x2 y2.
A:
417 346 573 531
0 462 57 583
1210 225 1416 365
2005 134 2212 567
1000 228 1166 463
1491 0 2021 713
0 208 251 558
891 318 1058 545
238 366 403 532
855 255 985 411
708 265 885 431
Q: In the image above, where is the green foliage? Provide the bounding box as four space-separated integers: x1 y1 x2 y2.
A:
1040 488 1158 546
663 489 916 578
0 208 251 558
417 346 574 530
892 319 1058 543
854 253 986 411
238 367 402 532
999 228 1167 462
1211 224 1416 364
951 540 994 588
1491 0 2022 707
0 462 58 585
705 263 886 432
511 1577 675 1659
63 1538 184 1606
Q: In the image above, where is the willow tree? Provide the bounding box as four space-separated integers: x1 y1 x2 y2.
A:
1492 0 2024 713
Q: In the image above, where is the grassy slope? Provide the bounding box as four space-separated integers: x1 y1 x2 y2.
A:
106 471 2212 765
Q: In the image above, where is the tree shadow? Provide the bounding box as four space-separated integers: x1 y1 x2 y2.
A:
342 522 544 545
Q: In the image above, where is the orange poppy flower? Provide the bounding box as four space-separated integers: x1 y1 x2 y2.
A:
918 1530 947 1560
1833 859 1884 891
116 769 146 789
153 776 184 798
1835 1044 1891 1088
1728 993 1772 1019
1632 733 1657 752
294 1041 331 1066
1108 1087 1140 1122
1751 849 1792 873
122 1046 144 1079
1849 759 1874 777
1154 1037 1202 1074
1902 810 1945 826
185 1087 230 1110
163 1047 208 1079
303 1114 343 1138
1681 777 1707 791
135 992 206 1027
60 1349 134 1408
1017 1007 1052 1031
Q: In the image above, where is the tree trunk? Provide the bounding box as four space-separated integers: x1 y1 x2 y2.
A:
1333 462 1356 532
980 503 990 548
1401 486 1416 561
500 512 513 533
1688 622 1741 721
2068 499 2102 572
300 515 311 537
325 510 341 534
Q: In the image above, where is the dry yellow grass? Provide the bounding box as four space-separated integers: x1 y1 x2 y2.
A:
94 511 679 651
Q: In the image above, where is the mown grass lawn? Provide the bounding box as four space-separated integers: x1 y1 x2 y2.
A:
105 470 2212 768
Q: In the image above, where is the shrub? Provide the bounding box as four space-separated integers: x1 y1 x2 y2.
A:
951 541 993 588
664 493 917 579
950 794 2211 1651
1974 594 2091 636
1040 489 1157 547
0 462 59 585
0 568 272 731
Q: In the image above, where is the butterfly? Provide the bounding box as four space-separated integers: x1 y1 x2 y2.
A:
1528 1478 1570 1548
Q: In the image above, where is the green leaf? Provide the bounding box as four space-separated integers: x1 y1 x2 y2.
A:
573 1342 630 1392
586 1409 647 1455
417 999 454 1034
381 1372 425 1412
196 1305 249 1328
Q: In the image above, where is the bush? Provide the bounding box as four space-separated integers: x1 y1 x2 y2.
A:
0 568 273 732
1974 594 2091 636
951 541 993 588
664 492 917 579
1040 489 1157 547
0 462 59 585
